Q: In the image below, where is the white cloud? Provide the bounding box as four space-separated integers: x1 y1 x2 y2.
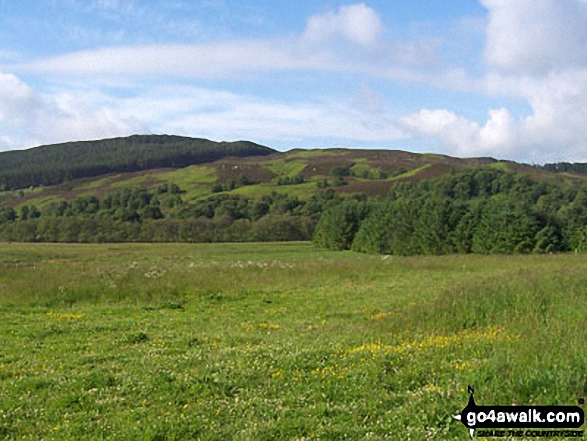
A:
302 3 383 47
0 72 146 151
351 84 385 114
401 109 480 155
401 69 587 162
481 0 587 74
0 73 39 127
21 40 338 79
103 85 406 146
399 0 587 162
0 73 406 151
16 3 435 79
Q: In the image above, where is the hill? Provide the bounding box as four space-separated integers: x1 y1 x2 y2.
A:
2 136 587 250
0 135 275 190
2 144 583 212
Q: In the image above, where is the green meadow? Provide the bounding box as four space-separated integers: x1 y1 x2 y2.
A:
0 243 585 440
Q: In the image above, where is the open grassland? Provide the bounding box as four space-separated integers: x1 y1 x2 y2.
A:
0 243 585 440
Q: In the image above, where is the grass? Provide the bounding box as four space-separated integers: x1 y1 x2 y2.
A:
0 243 585 440
265 160 307 179
75 175 121 191
350 162 380 179
110 175 157 189
164 166 217 187
386 164 432 181
13 195 66 211
232 181 319 199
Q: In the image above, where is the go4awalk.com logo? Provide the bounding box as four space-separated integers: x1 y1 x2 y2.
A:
453 386 585 438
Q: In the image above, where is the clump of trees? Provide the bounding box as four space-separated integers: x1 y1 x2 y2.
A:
0 183 342 243
314 168 587 255
277 175 305 186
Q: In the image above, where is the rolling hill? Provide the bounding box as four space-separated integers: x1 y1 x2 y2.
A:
2 135 587 250
1 137 584 211
0 134 275 191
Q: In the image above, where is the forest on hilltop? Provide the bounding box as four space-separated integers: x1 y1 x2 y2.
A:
0 135 274 190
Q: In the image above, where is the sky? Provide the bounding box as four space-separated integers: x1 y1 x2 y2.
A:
1 1 587 163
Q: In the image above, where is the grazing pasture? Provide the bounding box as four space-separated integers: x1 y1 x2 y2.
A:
0 242 585 439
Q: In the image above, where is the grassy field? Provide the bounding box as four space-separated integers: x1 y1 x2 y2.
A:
0 243 585 440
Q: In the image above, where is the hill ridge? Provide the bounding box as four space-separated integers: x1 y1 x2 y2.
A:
0 134 275 190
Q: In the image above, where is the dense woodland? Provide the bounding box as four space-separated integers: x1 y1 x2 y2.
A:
314 168 587 254
0 135 274 190
0 182 342 243
2 166 587 254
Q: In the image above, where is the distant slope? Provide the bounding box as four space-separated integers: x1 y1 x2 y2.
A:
0 135 275 190
3 146 585 212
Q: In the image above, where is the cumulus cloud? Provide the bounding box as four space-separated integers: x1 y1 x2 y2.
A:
400 0 587 162
0 73 39 126
0 72 146 151
400 108 516 158
481 0 587 74
402 68 587 162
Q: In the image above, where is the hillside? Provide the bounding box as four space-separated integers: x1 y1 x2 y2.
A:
2 144 583 212
0 135 275 190
3 136 587 249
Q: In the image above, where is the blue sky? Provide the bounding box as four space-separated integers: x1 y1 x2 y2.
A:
1 0 587 163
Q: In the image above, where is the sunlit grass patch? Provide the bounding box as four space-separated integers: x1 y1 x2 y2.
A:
0 244 585 439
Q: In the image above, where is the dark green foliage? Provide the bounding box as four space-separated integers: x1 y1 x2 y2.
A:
0 135 274 190
319 167 587 255
156 182 181 195
350 202 394 254
350 200 420 255
238 174 248 186
329 166 351 178
19 205 40 221
0 207 17 224
0 187 344 243
471 198 540 254
277 175 305 185
313 201 370 250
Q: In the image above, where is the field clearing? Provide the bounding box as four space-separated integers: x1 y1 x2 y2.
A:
0 243 585 440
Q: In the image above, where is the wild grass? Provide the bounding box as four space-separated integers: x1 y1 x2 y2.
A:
0 243 585 439
265 160 307 179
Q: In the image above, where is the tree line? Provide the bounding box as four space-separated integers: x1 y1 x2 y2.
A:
314 168 587 254
0 183 342 243
4 166 587 252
